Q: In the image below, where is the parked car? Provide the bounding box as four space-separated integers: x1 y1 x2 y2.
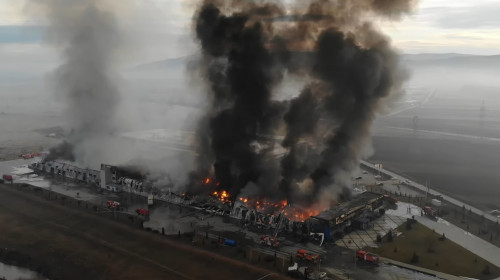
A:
2 174 13 182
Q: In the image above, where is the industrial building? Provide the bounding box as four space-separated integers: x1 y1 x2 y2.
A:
309 192 385 232
33 160 99 185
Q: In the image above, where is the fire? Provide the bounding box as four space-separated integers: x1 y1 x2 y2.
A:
236 195 323 222
211 189 231 203
285 207 321 222
202 177 218 185
200 175 323 222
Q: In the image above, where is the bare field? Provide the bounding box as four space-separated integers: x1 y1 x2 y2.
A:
0 184 289 280
370 135 500 211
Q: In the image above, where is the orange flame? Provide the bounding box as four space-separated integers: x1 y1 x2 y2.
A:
236 196 323 222
211 189 231 203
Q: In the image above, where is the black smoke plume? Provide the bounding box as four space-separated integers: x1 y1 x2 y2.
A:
191 2 287 198
193 0 415 208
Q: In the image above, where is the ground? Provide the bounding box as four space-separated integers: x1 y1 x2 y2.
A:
367 182 500 248
0 183 289 280
370 221 500 280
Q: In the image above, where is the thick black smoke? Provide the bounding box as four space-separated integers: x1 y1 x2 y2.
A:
309 29 396 200
190 3 287 198
279 86 321 198
193 0 415 207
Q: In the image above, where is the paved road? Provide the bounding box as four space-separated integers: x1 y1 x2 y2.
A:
361 160 500 224
415 215 500 270
384 202 500 280
2 158 499 279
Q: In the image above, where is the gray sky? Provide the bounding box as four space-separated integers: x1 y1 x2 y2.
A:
0 0 499 77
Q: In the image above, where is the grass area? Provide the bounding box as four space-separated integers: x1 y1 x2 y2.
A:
368 183 500 248
370 221 500 280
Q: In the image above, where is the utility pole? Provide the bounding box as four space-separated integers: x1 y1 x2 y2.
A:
425 180 429 201
480 100 485 138
317 259 321 280
274 205 289 237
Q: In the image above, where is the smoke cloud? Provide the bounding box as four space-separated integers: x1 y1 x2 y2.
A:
189 2 288 198
31 0 122 166
192 0 415 208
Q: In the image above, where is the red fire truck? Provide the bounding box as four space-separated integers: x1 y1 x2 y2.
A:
136 208 150 216
356 250 380 264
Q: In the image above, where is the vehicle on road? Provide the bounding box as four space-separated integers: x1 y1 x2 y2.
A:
106 200 120 209
260 235 280 248
224 239 237 246
20 152 44 159
2 174 13 183
102 184 122 193
296 249 322 263
424 206 438 220
356 250 380 264
402 179 412 185
136 208 150 216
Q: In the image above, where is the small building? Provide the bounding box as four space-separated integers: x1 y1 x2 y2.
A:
308 192 384 231
99 165 122 192
352 217 371 230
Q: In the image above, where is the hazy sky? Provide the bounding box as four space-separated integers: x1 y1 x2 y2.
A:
0 0 499 76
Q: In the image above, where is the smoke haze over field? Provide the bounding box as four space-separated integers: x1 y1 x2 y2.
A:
30 0 122 166
192 0 415 207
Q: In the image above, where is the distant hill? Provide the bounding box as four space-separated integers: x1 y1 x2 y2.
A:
401 53 474 61
131 52 500 73
131 55 199 72
402 53 500 70
131 51 314 73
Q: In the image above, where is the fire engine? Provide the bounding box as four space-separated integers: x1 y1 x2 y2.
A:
136 208 150 216
356 250 380 264
2 174 13 182
106 200 120 209
21 152 44 159
260 235 280 248
296 249 322 263
424 206 437 220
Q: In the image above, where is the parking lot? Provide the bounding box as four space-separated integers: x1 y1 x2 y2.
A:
335 214 408 250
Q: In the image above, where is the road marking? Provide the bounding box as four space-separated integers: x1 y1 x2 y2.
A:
256 273 277 280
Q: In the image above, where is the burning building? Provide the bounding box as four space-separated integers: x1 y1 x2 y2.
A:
33 160 99 185
190 0 415 215
37 0 416 237
308 191 385 231
100 164 147 193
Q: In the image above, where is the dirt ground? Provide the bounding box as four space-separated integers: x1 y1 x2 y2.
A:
0 184 290 280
